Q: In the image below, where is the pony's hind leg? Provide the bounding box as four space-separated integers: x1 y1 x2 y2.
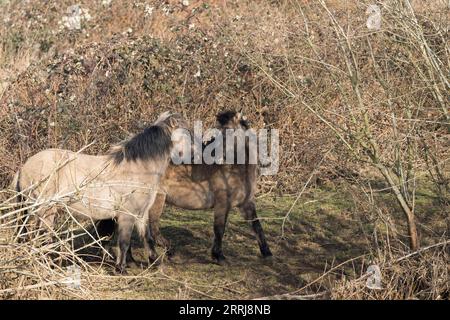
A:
13 172 29 243
144 225 159 265
116 215 134 274
148 193 172 256
239 201 272 258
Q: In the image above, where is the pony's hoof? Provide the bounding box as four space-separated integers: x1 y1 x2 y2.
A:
262 254 273 261
212 252 227 265
216 258 229 266
115 265 128 275
262 250 273 259
261 255 274 266
16 235 30 244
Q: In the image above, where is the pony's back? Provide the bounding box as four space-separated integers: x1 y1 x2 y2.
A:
18 148 109 199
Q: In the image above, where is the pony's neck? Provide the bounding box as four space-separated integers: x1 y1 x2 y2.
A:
111 156 170 182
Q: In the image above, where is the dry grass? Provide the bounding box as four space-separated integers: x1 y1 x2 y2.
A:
1 180 447 299
329 241 449 300
0 0 448 299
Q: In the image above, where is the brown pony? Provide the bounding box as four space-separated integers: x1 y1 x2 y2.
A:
100 110 273 264
12 111 188 273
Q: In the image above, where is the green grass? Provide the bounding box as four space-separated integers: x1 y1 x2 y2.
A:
96 187 370 299
102 180 444 299
62 181 450 299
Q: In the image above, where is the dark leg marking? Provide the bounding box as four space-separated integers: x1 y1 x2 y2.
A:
116 217 134 274
240 201 273 258
211 196 230 263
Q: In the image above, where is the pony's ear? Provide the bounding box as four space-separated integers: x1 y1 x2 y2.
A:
168 117 177 128
155 111 171 124
168 113 186 128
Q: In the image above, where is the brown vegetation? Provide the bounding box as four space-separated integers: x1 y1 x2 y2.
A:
0 0 448 299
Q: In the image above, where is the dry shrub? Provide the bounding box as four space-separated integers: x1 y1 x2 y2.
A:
0 188 105 299
330 242 449 300
0 185 166 299
0 1 447 192
0 0 448 299
0 0 343 194
227 0 449 249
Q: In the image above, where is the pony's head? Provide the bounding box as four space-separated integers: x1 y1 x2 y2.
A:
154 111 188 130
111 111 189 164
157 111 192 160
216 109 250 130
209 109 256 166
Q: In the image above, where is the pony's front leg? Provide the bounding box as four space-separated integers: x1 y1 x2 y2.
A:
116 215 134 274
95 219 137 265
211 192 230 264
239 201 272 258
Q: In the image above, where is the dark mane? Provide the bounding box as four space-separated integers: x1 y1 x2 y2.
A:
216 110 237 126
111 125 172 164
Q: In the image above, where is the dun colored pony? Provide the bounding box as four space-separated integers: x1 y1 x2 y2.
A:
12 112 188 273
102 110 273 264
